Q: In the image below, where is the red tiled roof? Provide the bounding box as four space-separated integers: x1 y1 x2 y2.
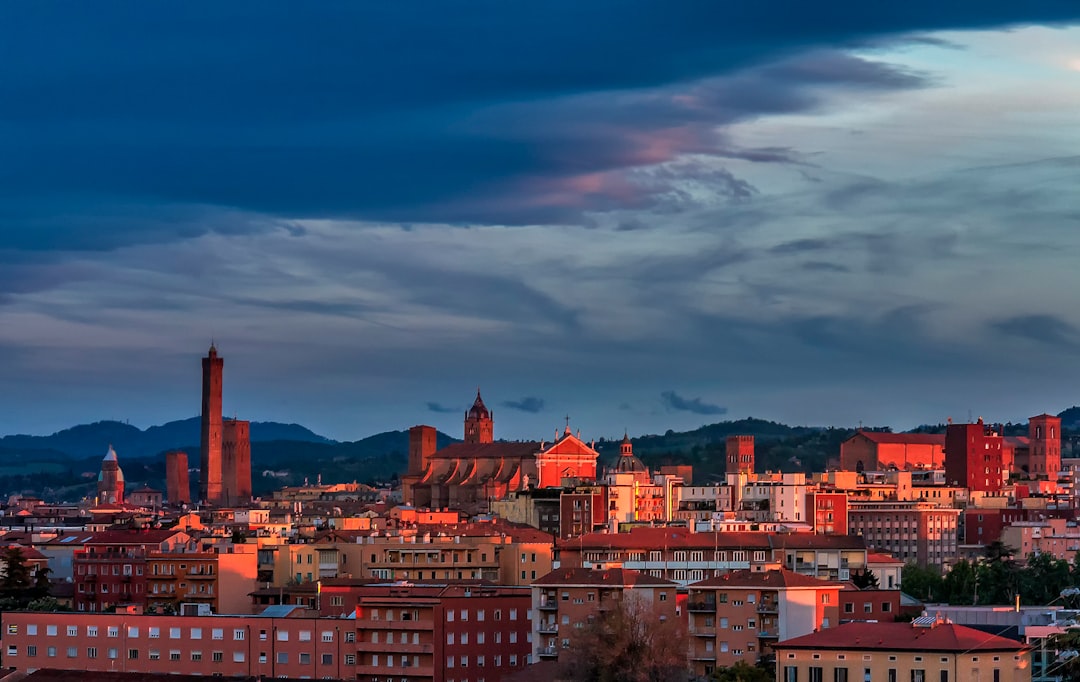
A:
534 567 676 587
768 534 866 550
852 431 945 446
776 621 1029 652
867 552 904 565
432 442 541 459
560 528 772 551
85 529 188 545
689 568 843 589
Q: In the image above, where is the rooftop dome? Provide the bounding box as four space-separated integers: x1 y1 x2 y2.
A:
467 389 490 420
613 453 649 474
103 445 118 462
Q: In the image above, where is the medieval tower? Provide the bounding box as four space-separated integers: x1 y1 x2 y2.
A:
200 344 224 504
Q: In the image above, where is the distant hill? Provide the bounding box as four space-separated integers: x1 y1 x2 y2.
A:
0 417 334 460
0 420 458 500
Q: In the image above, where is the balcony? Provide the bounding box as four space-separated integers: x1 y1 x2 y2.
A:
758 630 778 638
355 664 434 677
538 646 559 659
687 601 716 613
691 627 716 637
692 652 717 662
356 641 433 654
757 602 778 613
538 601 558 611
538 623 559 635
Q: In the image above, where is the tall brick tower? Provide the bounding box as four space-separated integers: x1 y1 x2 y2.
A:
200 344 224 505
165 450 190 505
725 435 755 474
464 389 494 444
1028 414 1062 479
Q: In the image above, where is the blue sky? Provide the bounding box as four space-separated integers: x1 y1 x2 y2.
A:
2 4 1079 442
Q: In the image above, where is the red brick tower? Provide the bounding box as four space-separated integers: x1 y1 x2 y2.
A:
1028 413 1062 479
97 445 125 504
200 344 224 505
725 435 755 474
945 419 1004 491
403 425 438 507
222 418 251 506
165 450 190 505
464 389 494 444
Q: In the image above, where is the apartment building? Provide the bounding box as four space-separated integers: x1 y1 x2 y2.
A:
1 609 349 679
353 583 533 682
774 618 1031 682
73 529 193 612
559 528 868 585
848 501 961 569
531 567 678 663
146 544 258 614
685 568 842 677
271 522 554 587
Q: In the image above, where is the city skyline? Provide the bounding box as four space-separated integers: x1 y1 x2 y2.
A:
3 4 1080 441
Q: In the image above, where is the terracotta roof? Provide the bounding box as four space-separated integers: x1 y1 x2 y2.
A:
851 431 945 446
560 528 772 551
0 544 48 560
776 621 1029 652
534 567 676 587
768 534 866 550
85 529 188 545
431 441 540 460
689 568 843 590
867 552 904 565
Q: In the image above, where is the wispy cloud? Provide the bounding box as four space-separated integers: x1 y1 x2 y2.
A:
660 391 728 416
426 402 459 414
502 397 546 413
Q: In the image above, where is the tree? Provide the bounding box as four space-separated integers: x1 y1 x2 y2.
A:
901 562 944 602
711 662 773 682
850 568 879 590
559 597 690 682
1 547 32 597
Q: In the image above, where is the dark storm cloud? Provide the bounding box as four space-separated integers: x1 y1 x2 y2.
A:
3 2 1077 250
426 402 459 414
990 314 1080 349
502 397 546 414
660 391 728 416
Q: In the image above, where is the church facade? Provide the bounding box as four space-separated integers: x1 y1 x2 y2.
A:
402 391 598 514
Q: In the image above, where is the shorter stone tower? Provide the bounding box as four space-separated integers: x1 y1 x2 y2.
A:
165 450 190 505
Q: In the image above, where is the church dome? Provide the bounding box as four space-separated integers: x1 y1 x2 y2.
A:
614 453 648 474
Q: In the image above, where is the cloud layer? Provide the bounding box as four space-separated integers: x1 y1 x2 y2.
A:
2 7 1080 440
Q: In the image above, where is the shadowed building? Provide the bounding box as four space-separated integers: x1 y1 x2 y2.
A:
222 418 252 505
199 344 224 504
97 445 124 505
165 450 190 505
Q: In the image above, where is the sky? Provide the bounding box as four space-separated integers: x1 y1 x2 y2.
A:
2 3 1080 443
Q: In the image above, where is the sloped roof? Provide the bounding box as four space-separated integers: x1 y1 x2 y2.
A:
689 568 843 590
851 431 945 446
534 566 676 587
431 441 540 460
561 528 772 551
776 621 1028 652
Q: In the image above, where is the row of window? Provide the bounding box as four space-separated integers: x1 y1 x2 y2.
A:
21 624 338 643
8 644 338 666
